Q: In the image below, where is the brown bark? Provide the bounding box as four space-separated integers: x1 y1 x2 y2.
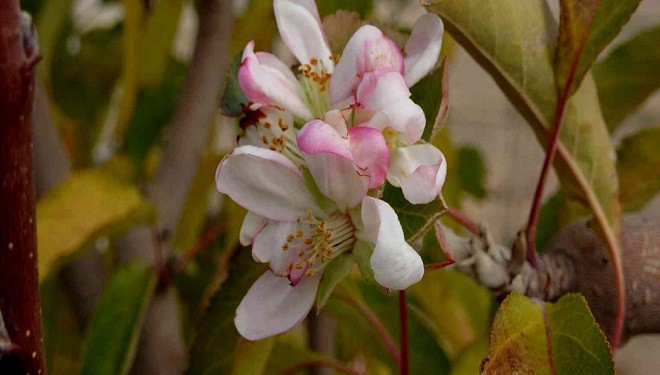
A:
0 4 45 374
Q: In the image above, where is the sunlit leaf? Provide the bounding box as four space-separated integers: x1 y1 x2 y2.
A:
230 338 275 375
316 0 373 18
37 170 155 281
594 25 660 131
481 293 613 374
80 261 157 375
617 126 660 212
555 0 640 96
409 270 492 360
424 0 620 257
186 250 267 375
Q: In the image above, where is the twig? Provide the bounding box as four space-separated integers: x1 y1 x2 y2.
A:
281 358 363 375
0 6 45 374
335 294 401 368
177 224 227 274
445 207 480 237
398 291 409 375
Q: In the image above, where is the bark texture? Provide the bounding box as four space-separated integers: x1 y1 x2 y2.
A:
0 5 45 374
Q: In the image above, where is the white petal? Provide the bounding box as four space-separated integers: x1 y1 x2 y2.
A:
274 0 333 71
388 144 446 204
329 25 380 106
404 13 444 87
361 197 424 290
255 51 299 93
216 146 320 221
240 212 267 246
235 270 321 340
252 220 297 263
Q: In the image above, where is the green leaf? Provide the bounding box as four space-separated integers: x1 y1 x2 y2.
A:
81 261 157 375
594 25 660 131
535 191 566 252
37 170 155 281
265 343 338 374
617 126 660 212
409 270 492 360
424 0 621 258
41 276 84 375
351 240 379 289
186 250 268 375
382 183 443 239
555 0 640 96
411 58 449 141
456 146 487 200
230 338 275 375
481 293 613 374
220 52 249 117
316 254 353 309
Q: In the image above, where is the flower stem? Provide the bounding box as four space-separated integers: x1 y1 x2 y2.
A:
398 290 409 375
177 224 227 274
445 207 480 237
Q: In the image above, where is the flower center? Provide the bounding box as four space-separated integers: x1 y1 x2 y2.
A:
238 106 305 164
298 57 333 118
284 210 355 285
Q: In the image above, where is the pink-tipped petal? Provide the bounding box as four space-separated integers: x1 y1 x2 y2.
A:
235 270 321 340
348 126 390 188
239 42 312 120
321 109 349 137
255 51 299 92
358 36 404 77
297 120 369 210
240 211 267 246
274 0 333 72
361 197 424 290
388 144 447 204
355 69 410 110
404 13 444 87
216 146 320 221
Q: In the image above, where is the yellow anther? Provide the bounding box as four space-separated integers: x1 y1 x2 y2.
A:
287 234 295 242
295 262 302 269
282 244 289 251
296 230 304 238
305 269 316 276
263 121 271 129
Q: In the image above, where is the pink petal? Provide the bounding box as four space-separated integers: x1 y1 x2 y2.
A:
329 25 404 106
355 68 410 110
274 0 333 71
235 270 321 340
388 144 447 204
216 146 320 221
348 126 390 188
297 120 369 210
238 42 312 120
361 197 424 290
404 13 444 87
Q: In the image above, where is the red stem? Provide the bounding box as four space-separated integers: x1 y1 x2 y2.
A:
336 294 401 368
445 207 480 236
0 3 45 373
398 291 409 375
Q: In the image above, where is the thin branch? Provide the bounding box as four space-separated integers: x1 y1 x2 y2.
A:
398 291 409 375
335 294 401 368
281 359 364 375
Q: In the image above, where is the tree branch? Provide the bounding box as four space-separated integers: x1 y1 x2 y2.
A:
0 6 45 374
116 0 233 373
443 210 659 344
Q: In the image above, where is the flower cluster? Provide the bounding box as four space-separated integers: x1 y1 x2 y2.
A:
216 0 447 340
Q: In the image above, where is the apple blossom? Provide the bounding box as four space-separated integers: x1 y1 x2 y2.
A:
388 144 448 204
215 145 423 340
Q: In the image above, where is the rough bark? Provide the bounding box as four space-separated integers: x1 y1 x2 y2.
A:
446 211 660 343
117 0 233 373
0 5 45 374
